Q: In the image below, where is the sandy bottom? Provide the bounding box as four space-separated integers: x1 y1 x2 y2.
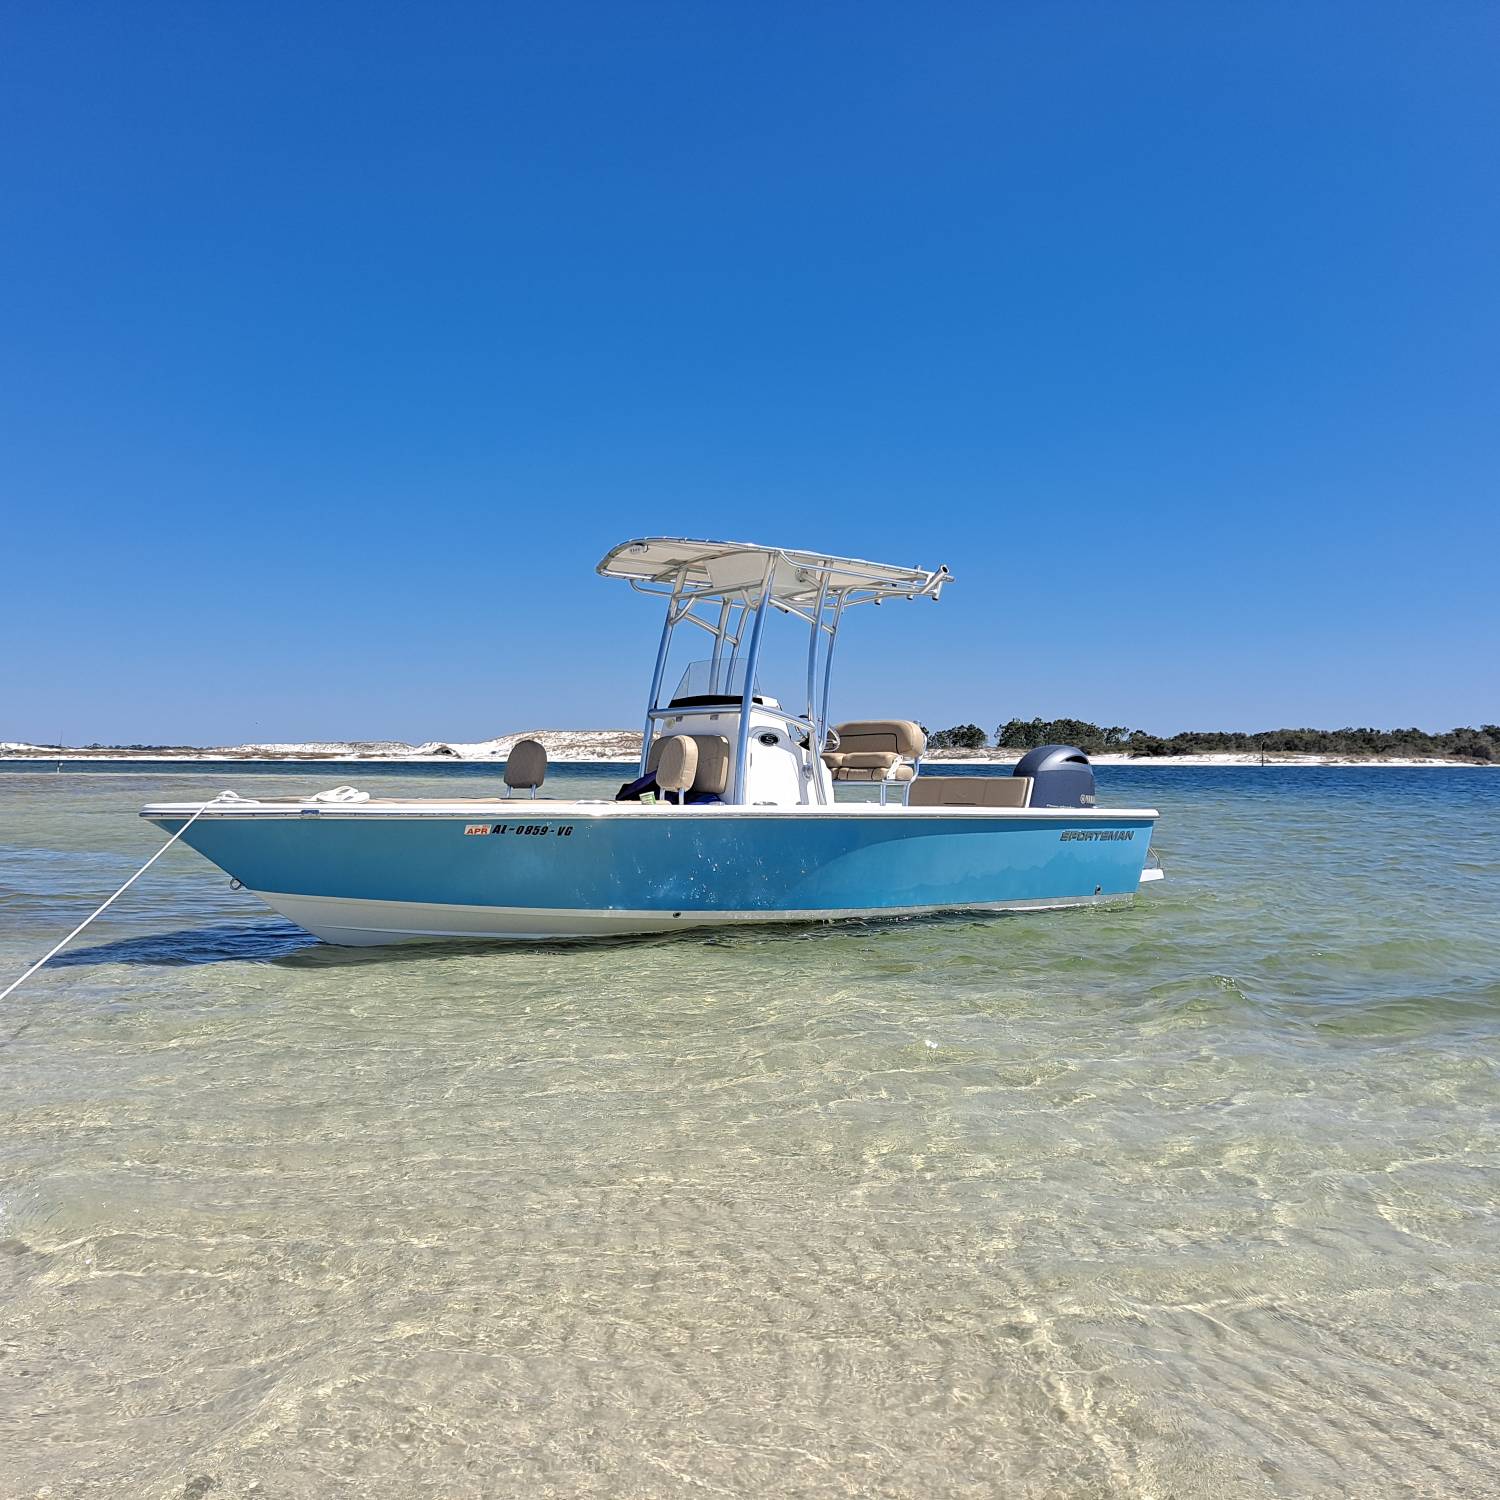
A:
2 764 1498 1498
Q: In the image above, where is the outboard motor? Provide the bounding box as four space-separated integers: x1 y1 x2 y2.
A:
1013 745 1096 808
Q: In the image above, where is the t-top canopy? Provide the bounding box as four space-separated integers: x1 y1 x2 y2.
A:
597 537 951 606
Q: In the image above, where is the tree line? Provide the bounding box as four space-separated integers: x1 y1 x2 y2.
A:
925 718 1500 762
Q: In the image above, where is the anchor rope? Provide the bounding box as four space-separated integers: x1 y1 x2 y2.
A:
0 791 237 1003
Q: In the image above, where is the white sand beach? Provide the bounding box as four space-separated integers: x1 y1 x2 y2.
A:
1 735 1491 768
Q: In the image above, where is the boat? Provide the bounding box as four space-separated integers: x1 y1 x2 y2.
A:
142 538 1162 944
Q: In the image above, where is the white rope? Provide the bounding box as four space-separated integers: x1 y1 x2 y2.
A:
0 792 237 1003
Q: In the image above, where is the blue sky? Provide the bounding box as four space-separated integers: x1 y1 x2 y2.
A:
3 2 1496 744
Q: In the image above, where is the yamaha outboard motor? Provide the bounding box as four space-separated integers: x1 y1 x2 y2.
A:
1013 745 1096 807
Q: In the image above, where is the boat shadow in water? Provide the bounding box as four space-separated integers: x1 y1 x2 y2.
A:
52 905 1084 973
48 919 701 970
48 920 320 968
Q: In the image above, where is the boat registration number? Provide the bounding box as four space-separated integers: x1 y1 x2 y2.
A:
463 823 574 837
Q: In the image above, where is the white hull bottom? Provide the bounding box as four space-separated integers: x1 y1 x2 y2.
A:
255 888 1137 946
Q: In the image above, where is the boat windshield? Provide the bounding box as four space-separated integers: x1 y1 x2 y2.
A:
667 659 766 706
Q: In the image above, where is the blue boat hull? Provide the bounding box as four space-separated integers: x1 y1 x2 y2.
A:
146 805 1158 943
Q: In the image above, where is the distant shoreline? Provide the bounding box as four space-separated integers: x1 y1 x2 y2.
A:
1 737 1493 772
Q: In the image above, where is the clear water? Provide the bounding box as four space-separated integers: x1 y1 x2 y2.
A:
2 764 1497 1499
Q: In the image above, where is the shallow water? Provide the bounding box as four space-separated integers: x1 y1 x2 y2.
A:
2 764 1498 1499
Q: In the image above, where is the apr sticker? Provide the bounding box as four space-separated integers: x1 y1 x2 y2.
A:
463 824 491 836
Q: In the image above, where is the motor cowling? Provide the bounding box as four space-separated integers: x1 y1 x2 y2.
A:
1013 745 1096 807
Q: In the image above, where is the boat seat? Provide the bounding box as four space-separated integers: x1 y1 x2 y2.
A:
907 775 1034 808
504 738 547 798
823 720 925 801
822 719 925 777
646 733 731 797
654 735 697 803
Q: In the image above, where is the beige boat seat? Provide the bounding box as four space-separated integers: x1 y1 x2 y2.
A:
646 733 731 797
504 738 547 797
907 775 1034 809
654 735 697 803
822 720 926 783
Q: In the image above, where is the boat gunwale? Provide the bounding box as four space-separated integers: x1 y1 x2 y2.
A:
140 799 1160 822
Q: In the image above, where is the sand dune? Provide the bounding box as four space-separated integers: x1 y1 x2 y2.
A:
1 735 1490 767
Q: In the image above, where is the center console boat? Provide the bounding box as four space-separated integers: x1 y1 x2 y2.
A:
142 538 1161 943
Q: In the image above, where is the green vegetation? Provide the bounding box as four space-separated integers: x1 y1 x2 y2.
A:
922 719 1500 762
926 723 989 750
995 719 1134 752
1118 724 1499 762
